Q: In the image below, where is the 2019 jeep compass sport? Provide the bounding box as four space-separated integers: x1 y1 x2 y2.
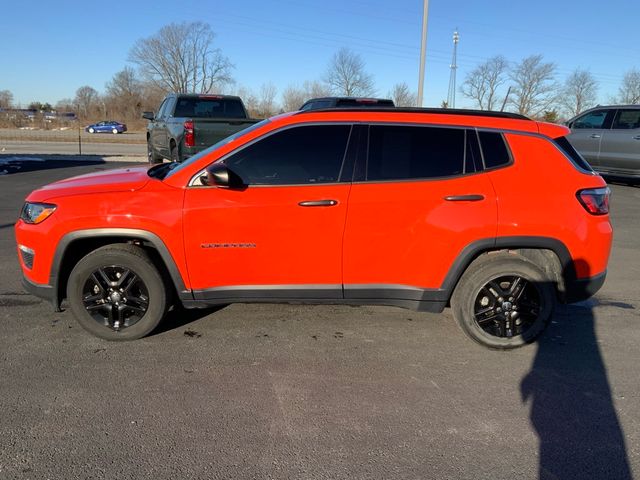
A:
15 108 612 349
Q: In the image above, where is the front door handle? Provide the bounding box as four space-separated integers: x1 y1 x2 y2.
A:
590 134 601 139
633 135 640 140
298 199 338 207
444 194 485 202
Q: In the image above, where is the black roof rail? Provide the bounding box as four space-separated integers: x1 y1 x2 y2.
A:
295 107 531 121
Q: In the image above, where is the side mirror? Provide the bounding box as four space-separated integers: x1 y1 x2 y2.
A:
142 111 155 121
205 163 245 189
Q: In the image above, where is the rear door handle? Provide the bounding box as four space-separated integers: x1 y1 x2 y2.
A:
590 134 601 139
444 194 485 202
298 199 338 207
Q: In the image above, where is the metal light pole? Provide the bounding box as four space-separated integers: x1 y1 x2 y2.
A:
417 0 429 107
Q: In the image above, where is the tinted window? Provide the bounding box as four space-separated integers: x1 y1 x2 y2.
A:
555 136 593 172
612 109 640 129
366 125 465 181
224 125 351 185
301 100 333 111
174 98 246 118
478 131 511 169
572 110 609 129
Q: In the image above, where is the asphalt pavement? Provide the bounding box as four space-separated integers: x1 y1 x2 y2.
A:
0 161 638 479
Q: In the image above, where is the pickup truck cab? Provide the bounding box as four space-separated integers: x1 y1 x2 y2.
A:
143 94 258 163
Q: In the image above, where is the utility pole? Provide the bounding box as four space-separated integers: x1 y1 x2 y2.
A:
417 0 429 107
447 29 460 108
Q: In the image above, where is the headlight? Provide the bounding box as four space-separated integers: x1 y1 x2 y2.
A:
20 202 57 224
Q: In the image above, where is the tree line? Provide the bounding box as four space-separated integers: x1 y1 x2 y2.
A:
1 21 639 128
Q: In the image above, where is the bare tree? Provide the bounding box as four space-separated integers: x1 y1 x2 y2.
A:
0 90 13 109
617 68 640 104
509 55 558 117
256 83 278 117
105 67 144 120
460 55 508 110
129 22 233 94
324 48 375 97
389 82 417 107
74 86 99 119
282 85 307 112
560 69 598 117
303 80 331 99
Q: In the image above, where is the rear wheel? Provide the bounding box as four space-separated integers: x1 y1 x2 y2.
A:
67 244 168 341
451 252 555 349
88 127 95 133
170 143 179 163
112 128 118 134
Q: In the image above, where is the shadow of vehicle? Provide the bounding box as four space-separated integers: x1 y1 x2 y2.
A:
0 154 107 175
521 261 632 479
150 304 228 337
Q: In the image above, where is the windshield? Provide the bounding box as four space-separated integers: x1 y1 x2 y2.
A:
158 119 271 180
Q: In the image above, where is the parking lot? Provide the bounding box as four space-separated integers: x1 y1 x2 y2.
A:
0 160 638 479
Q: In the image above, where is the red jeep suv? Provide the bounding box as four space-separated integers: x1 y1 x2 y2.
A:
15 108 612 348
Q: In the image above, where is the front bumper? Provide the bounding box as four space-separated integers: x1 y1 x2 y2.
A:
22 275 57 310
564 270 607 303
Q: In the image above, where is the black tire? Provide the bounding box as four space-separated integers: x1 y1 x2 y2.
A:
67 244 168 341
450 252 555 349
170 143 179 163
147 142 163 164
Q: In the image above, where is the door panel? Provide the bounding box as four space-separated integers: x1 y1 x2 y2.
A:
566 108 615 167
598 109 640 174
183 185 350 292
342 175 496 291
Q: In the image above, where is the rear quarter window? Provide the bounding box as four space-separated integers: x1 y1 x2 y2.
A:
554 136 593 172
478 131 511 169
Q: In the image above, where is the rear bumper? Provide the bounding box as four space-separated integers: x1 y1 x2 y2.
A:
564 270 607 303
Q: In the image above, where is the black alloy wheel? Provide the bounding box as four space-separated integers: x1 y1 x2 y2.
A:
81 265 149 331
67 244 168 340
473 275 541 339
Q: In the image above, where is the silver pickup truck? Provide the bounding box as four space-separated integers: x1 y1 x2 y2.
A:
143 94 259 163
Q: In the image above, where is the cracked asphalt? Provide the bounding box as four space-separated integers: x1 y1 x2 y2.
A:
0 160 638 479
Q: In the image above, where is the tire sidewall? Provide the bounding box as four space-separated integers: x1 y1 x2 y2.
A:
67 248 167 341
452 257 555 349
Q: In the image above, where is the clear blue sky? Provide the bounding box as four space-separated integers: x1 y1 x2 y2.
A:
2 0 638 109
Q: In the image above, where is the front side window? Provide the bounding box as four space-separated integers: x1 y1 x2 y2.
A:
572 110 610 129
612 109 640 129
366 125 466 181
224 125 351 185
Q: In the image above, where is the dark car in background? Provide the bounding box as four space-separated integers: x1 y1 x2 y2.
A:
85 121 127 134
566 105 640 179
299 97 395 111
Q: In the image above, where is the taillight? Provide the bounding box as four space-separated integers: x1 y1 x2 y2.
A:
184 120 194 147
577 187 610 215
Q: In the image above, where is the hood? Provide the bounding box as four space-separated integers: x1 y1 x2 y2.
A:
27 166 152 202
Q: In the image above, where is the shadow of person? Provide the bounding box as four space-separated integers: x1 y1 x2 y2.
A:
521 260 632 479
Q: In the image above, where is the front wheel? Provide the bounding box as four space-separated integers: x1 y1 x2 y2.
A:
67 244 168 341
147 142 163 164
451 252 555 349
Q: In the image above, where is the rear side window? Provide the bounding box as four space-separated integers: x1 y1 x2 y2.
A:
478 131 511 169
612 109 640 129
224 125 351 185
554 136 593 172
366 125 466 181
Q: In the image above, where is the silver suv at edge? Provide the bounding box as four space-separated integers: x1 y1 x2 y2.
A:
566 105 640 179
